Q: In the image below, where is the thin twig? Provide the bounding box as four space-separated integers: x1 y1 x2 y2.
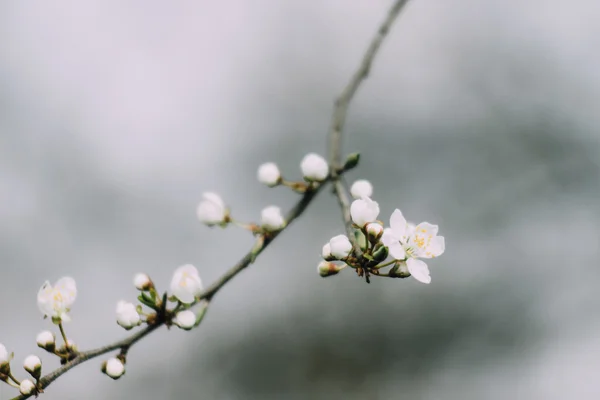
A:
8 2 407 397
10 181 330 400
328 0 410 249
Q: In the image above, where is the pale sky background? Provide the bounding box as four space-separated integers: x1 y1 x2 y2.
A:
1 1 599 399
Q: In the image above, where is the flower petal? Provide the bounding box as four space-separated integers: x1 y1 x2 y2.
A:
388 242 406 260
407 258 431 284
389 209 408 239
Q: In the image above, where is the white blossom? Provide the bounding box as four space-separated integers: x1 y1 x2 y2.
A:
0 343 9 365
36 331 55 349
23 355 41 376
257 162 281 187
170 264 203 304
350 179 373 199
105 357 125 379
260 206 285 231
350 197 380 228
381 209 445 284
174 310 196 330
116 301 141 330
196 192 228 226
321 243 332 259
300 153 329 181
329 234 352 259
133 273 152 291
19 379 35 395
37 277 77 322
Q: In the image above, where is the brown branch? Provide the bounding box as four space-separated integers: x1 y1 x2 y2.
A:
10 183 330 400
328 0 410 247
9 2 408 397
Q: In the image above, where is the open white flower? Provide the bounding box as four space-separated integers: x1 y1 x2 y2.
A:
37 277 77 322
170 264 203 304
329 234 352 259
116 301 141 330
196 192 228 226
261 206 285 231
174 310 196 330
350 197 380 228
257 162 281 187
381 209 445 284
104 357 125 379
300 153 329 181
350 180 373 199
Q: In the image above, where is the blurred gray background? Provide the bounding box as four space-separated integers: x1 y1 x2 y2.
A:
1 0 599 399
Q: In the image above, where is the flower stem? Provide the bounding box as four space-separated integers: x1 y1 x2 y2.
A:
57 323 69 349
374 260 396 269
8 371 21 386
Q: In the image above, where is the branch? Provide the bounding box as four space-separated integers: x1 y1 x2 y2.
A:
328 0 410 244
8 2 408 397
11 184 328 400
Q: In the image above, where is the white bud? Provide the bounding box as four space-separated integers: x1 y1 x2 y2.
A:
133 273 152 291
321 242 337 261
174 310 196 330
104 357 125 379
257 162 281 187
300 153 329 181
318 261 344 277
329 234 353 259
116 301 141 330
366 222 384 242
36 331 55 350
19 379 36 395
350 197 380 228
350 179 373 199
23 355 41 377
170 264 203 304
260 206 285 231
0 343 9 365
196 192 228 226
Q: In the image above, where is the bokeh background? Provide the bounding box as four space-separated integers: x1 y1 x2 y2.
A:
1 1 599 399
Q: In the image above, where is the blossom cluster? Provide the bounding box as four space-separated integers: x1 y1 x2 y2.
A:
195 152 330 233
319 180 445 284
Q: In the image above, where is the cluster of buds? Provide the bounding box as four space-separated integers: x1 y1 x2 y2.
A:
0 343 44 396
319 180 445 284
195 152 331 236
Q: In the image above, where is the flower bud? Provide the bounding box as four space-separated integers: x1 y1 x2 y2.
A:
257 162 281 187
350 197 380 228
133 273 153 291
36 331 56 352
321 243 336 261
116 301 142 330
329 235 352 259
366 222 383 243
170 264 203 305
23 355 41 379
343 152 360 170
350 179 373 199
260 206 285 231
173 310 196 330
300 153 329 181
196 192 228 226
318 261 344 277
372 245 389 263
19 379 35 395
0 344 9 367
103 357 125 380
